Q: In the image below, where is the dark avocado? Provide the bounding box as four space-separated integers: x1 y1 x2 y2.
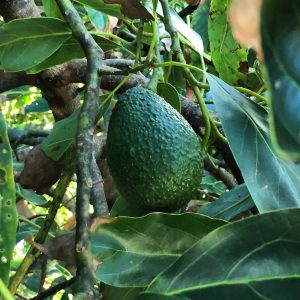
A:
107 87 203 212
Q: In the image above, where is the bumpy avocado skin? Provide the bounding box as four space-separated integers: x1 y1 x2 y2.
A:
107 87 203 212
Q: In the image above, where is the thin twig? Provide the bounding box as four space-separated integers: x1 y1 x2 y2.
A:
30 278 75 300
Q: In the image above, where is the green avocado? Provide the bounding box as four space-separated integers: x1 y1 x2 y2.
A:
107 87 203 212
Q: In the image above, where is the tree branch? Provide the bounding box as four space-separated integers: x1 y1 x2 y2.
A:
0 0 40 21
0 71 36 92
55 0 104 297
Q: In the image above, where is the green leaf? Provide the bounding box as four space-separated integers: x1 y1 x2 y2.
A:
110 196 148 217
138 294 189 300
144 278 300 300
200 175 226 196
92 213 226 287
103 285 144 300
190 0 211 76
16 183 47 205
0 113 17 284
74 0 123 18
41 96 111 162
208 0 249 86
16 224 38 244
207 73 300 213
157 83 181 113
42 0 64 19
191 0 211 52
25 98 50 113
199 183 254 221
27 35 120 74
13 162 24 173
157 6 203 55
261 1 300 160
0 18 71 72
86 6 108 30
41 108 80 162
147 208 300 299
166 66 186 95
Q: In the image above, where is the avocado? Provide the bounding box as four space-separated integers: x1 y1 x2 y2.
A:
107 87 203 212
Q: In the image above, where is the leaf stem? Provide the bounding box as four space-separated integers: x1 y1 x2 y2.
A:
146 3 158 62
134 19 145 66
0 279 14 300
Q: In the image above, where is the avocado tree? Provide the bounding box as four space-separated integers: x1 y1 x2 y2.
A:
0 0 300 299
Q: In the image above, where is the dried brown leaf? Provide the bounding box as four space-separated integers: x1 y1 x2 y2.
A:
90 216 116 232
19 145 63 194
103 16 119 33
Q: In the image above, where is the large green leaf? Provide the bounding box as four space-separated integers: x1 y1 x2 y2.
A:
208 0 249 86
261 1 300 159
0 113 17 284
27 35 120 74
199 183 254 221
142 279 300 300
207 73 300 212
92 213 226 287
147 208 300 299
0 18 71 72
